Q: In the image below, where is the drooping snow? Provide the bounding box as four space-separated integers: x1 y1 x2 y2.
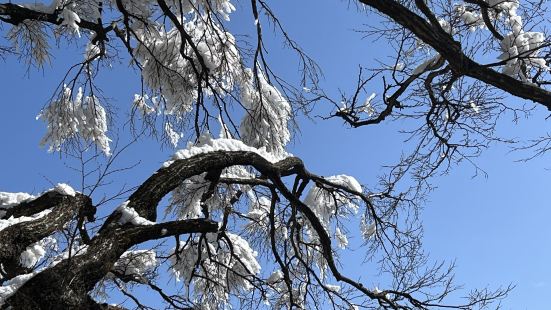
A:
455 5 485 32
266 270 284 284
455 0 547 80
324 284 341 293
303 175 362 228
221 164 256 180
170 232 260 307
134 16 241 119
244 193 288 240
228 233 261 276
112 250 157 277
132 94 157 116
358 93 376 116
167 132 258 220
239 68 292 157
59 6 81 37
0 192 35 218
164 122 182 147
360 216 377 240
412 55 441 75
302 174 362 257
499 31 547 78
38 86 111 155
168 173 210 220
469 101 481 114
85 42 102 61
169 167 249 221
334 227 348 249
19 237 57 268
116 201 155 226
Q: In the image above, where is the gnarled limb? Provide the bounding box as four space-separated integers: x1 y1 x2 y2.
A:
5 151 300 308
0 191 92 282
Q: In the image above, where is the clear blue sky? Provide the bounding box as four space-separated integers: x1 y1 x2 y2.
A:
1 1 550 308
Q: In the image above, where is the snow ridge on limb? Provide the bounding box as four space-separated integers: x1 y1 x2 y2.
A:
164 132 289 168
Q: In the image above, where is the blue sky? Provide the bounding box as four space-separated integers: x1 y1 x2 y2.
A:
1 0 550 308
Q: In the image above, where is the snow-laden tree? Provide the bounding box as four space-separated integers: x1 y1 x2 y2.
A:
1 0 549 308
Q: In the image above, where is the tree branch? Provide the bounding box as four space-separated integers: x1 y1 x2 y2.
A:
358 0 551 109
0 191 92 281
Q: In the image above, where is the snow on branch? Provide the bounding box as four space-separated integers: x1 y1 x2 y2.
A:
116 201 155 226
37 86 111 155
0 192 35 218
170 232 260 307
111 250 157 279
240 68 292 157
164 132 289 168
0 209 52 232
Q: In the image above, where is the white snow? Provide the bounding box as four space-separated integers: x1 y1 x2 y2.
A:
0 272 39 306
170 232 260 307
134 16 241 118
499 30 547 78
168 174 209 220
59 7 81 37
38 86 111 155
394 62 405 71
53 183 76 197
164 122 182 147
112 250 157 276
324 284 341 293
412 55 441 75
267 270 284 284
334 227 348 249
116 201 155 226
240 68 292 157
358 93 376 116
133 94 157 115
0 209 52 232
361 216 377 240
244 193 288 241
303 175 362 233
455 0 547 80
19 237 57 268
469 101 481 114
0 192 35 218
163 132 289 168
324 175 363 193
